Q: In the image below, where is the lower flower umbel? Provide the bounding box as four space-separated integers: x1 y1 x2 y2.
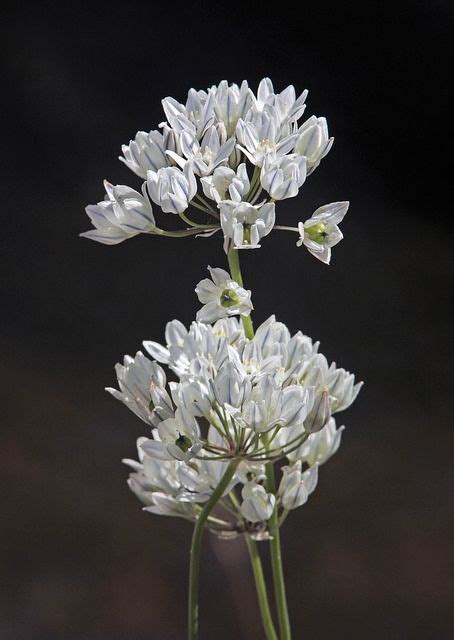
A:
111 313 361 539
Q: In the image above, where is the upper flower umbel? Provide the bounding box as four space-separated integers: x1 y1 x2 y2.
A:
81 78 348 264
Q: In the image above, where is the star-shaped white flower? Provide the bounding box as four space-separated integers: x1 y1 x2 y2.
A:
294 115 334 174
195 266 253 323
219 201 275 249
146 163 197 214
200 163 250 204
261 153 307 200
81 181 155 245
297 201 349 264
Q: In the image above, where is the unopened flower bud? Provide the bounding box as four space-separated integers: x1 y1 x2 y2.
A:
240 482 275 523
278 462 309 510
304 387 331 433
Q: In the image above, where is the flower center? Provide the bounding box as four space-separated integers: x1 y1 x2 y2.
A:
305 223 328 244
201 146 213 164
175 433 192 453
220 288 240 308
242 224 252 244
259 138 276 153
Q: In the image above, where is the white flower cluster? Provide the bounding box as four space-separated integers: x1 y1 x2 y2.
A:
111 315 361 536
82 79 347 263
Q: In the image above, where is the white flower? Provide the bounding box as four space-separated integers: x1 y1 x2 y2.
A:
237 376 309 433
146 163 197 214
260 153 307 200
167 126 236 177
141 411 202 462
123 438 238 520
213 80 252 137
123 438 198 519
303 386 332 433
219 201 275 249
253 78 307 120
305 352 363 412
278 461 318 510
195 266 253 323
162 87 216 139
236 110 297 167
294 116 333 174
177 455 238 503
297 201 349 264
105 351 170 425
326 363 363 412
200 163 250 204
119 128 175 179
240 481 275 522
81 181 155 245
290 417 345 466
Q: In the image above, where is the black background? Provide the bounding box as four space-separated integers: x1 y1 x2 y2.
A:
2 1 453 638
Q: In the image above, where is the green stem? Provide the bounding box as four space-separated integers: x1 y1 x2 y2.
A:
153 227 217 238
245 536 279 640
195 193 219 215
246 165 260 201
188 458 240 640
178 211 216 229
190 199 215 215
227 248 254 340
265 459 292 640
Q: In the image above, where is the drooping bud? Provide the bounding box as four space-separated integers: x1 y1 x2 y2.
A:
240 482 276 523
278 462 309 510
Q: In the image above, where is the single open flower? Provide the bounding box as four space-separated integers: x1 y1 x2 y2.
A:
81 181 155 245
200 163 250 203
119 128 175 179
219 201 275 249
260 153 307 200
278 461 318 510
147 163 197 214
240 481 276 522
297 201 349 264
294 115 333 174
195 266 253 323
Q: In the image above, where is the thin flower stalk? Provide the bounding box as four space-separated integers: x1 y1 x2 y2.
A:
188 458 240 640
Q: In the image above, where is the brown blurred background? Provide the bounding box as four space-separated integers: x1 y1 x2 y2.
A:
2 1 453 638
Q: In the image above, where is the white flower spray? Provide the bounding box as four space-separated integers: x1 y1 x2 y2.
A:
83 78 362 640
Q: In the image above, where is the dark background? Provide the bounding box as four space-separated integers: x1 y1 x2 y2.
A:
2 1 453 638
